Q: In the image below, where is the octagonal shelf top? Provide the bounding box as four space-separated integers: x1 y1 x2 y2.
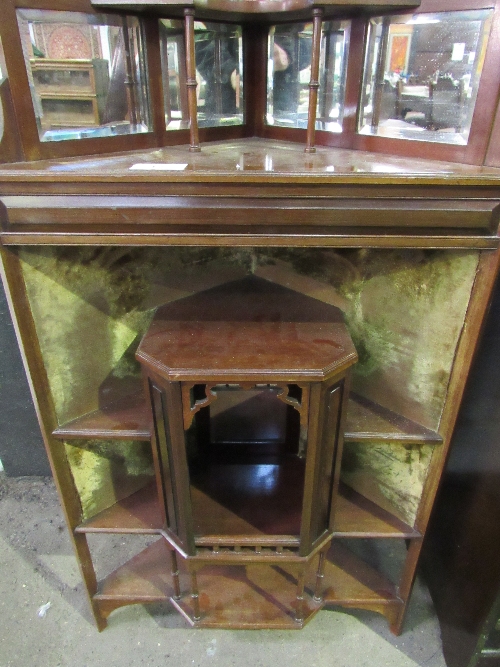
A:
136 276 358 382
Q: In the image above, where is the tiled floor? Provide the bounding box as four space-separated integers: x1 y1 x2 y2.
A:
0 474 446 667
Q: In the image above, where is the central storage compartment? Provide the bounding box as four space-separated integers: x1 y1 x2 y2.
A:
187 383 305 538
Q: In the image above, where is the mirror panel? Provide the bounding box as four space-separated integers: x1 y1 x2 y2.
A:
266 20 349 132
194 22 244 129
0 36 7 143
358 9 493 145
159 19 189 131
17 9 151 142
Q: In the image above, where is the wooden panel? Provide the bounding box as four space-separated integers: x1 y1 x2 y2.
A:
2 226 497 249
3 195 497 230
0 78 23 163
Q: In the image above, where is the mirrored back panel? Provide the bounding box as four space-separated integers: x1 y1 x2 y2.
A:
160 20 244 131
358 9 493 145
195 21 244 129
160 19 189 131
266 20 350 133
17 9 151 143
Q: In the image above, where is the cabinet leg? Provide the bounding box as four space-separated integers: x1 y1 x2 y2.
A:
295 568 306 624
190 570 201 621
169 549 181 600
313 546 329 602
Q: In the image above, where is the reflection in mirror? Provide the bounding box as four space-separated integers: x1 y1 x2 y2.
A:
159 20 189 131
358 10 493 145
194 22 244 128
0 36 6 143
17 9 151 142
266 21 349 132
0 35 7 82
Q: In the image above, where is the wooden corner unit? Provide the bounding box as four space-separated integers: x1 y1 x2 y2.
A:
0 138 498 634
0 0 500 639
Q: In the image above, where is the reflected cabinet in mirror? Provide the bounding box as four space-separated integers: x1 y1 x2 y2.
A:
17 8 151 142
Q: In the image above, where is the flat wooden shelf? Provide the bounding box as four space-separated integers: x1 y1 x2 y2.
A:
191 460 304 538
75 481 162 534
94 538 173 602
172 562 321 629
76 476 417 540
54 387 442 446
345 393 443 446
333 483 420 538
53 391 151 441
93 534 402 626
320 541 402 607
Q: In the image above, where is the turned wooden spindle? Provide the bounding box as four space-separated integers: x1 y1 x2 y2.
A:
295 568 306 623
305 8 323 154
313 546 329 602
169 549 181 600
184 8 201 152
190 570 201 620
122 16 139 128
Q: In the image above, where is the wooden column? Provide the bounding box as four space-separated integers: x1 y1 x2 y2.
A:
122 16 139 128
371 17 390 129
184 8 201 152
305 8 323 154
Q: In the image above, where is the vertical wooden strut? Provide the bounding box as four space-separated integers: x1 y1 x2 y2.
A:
169 549 181 600
305 8 323 153
122 16 138 128
371 16 391 129
184 8 201 152
295 567 307 623
190 570 201 621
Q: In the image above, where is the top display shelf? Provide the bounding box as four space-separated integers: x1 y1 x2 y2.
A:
1 139 500 185
90 0 421 20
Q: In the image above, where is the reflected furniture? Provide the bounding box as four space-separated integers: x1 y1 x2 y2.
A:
30 58 109 130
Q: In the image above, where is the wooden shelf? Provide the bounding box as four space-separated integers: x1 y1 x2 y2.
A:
191 460 305 539
333 483 420 538
75 472 417 540
320 541 402 606
75 481 162 534
53 388 441 446
172 561 321 629
93 534 402 627
53 391 151 441
94 538 173 602
345 393 443 446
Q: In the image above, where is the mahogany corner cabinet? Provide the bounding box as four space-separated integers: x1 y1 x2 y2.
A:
1 0 500 640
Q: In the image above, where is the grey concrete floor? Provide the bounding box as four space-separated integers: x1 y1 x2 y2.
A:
0 473 447 667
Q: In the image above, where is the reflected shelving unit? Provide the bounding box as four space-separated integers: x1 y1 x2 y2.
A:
0 0 500 639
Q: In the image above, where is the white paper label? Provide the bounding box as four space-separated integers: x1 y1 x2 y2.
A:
130 163 188 171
